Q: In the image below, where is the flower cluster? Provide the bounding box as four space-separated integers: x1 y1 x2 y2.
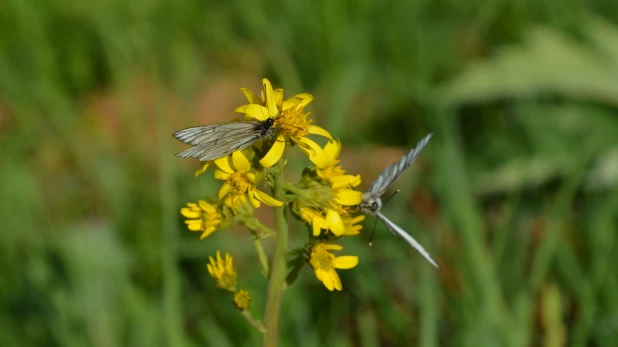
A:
177 78 366 333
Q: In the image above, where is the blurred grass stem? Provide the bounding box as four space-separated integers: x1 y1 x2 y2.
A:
262 160 289 346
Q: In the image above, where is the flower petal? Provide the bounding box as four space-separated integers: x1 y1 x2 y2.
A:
214 156 234 174
318 269 335 291
307 125 333 140
330 175 362 189
200 227 217 239
273 89 284 108
329 270 343 291
296 137 329 168
199 200 216 214
195 162 210 177
247 190 261 208
214 169 232 180
262 79 278 117
181 208 201 219
234 104 270 121
332 256 359 269
326 209 345 236
232 151 251 172
282 93 313 110
241 88 262 104
312 217 322 236
253 189 284 207
186 220 204 231
218 182 232 200
323 140 341 161
259 134 286 167
334 189 363 205
322 244 344 251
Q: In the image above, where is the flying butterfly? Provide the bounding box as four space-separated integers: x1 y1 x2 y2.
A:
173 117 276 162
360 133 438 268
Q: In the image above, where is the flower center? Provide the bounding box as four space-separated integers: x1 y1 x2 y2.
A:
277 105 310 138
318 160 345 180
310 250 334 270
228 172 253 194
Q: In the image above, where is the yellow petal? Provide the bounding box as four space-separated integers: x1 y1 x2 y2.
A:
247 191 261 208
312 218 322 236
234 104 270 121
307 125 333 140
262 78 278 117
322 244 344 251
332 256 359 269
200 227 217 239
186 220 204 231
323 140 341 161
282 93 313 110
181 208 201 219
317 269 335 291
351 215 366 224
334 189 363 205
296 137 329 168
198 200 216 214
232 151 251 172
259 134 286 167
218 182 232 200
214 156 234 174
241 87 262 104
253 189 284 207
330 175 362 189
273 88 284 108
195 162 210 177
214 169 232 180
326 209 345 236
329 270 343 291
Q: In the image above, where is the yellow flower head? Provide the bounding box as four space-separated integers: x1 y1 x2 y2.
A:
309 243 359 291
235 78 333 168
181 200 231 239
214 151 283 209
207 251 237 291
233 289 251 311
314 140 361 189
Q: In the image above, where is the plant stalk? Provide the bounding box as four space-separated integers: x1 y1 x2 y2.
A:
262 162 288 346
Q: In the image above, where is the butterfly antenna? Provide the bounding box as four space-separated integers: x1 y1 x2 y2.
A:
368 216 379 246
383 189 401 205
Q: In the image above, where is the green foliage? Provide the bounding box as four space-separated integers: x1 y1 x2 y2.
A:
1 0 617 346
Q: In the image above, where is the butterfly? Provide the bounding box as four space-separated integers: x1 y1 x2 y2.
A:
173 117 276 162
360 133 438 268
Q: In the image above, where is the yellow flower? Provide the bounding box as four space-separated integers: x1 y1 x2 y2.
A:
315 140 361 189
233 289 251 311
207 251 237 291
309 243 359 291
214 151 283 209
235 78 332 168
181 200 224 239
342 214 365 236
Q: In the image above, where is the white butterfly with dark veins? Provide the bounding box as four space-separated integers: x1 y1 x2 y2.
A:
173 117 276 162
360 133 438 268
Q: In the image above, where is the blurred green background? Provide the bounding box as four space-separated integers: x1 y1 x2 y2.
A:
1 0 618 346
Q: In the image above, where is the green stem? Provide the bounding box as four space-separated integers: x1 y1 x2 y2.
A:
282 182 308 197
254 236 270 277
262 162 289 347
241 310 266 334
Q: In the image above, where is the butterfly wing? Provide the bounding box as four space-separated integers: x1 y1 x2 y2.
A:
377 212 439 268
174 121 267 162
367 133 433 198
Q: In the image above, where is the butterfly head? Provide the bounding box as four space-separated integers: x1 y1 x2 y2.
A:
360 192 382 215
